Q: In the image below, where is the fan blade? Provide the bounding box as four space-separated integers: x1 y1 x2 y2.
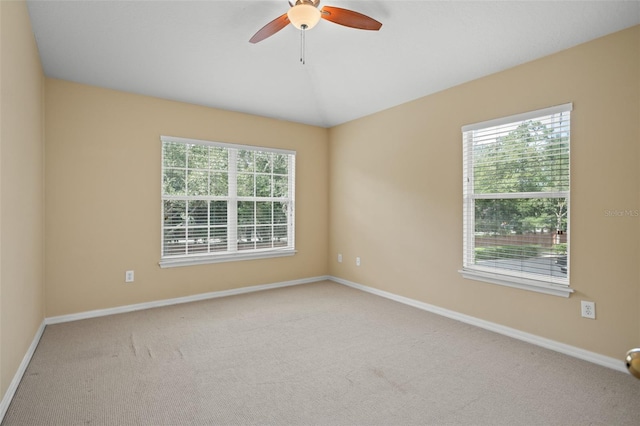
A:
320 6 382 31
249 13 290 43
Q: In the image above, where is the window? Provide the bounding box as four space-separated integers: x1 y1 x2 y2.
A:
160 136 295 268
460 104 572 297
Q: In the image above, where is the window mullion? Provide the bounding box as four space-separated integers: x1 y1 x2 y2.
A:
184 199 190 255
288 155 295 249
228 149 238 253
207 147 212 255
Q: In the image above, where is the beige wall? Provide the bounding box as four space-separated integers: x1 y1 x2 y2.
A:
45 79 329 317
0 0 45 400
329 26 640 359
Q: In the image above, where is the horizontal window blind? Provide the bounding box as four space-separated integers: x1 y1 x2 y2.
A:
462 104 571 292
161 136 295 265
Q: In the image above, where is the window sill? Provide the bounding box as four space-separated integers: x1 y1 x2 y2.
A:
160 248 296 268
458 268 573 298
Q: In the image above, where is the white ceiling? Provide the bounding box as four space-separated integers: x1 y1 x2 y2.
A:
26 0 640 128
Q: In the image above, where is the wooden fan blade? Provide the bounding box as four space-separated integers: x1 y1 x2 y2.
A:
320 6 382 31
249 13 290 44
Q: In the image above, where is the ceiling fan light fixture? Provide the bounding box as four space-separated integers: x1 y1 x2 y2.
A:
287 4 321 30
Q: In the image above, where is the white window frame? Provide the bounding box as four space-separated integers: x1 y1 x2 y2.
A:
160 136 296 268
459 104 573 297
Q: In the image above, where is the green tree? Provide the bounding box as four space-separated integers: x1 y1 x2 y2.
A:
473 120 568 238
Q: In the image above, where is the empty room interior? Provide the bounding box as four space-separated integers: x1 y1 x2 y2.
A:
2 0 640 424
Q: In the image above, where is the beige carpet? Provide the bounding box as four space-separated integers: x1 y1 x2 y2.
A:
3 280 640 425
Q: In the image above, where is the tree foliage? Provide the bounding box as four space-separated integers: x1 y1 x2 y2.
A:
473 120 569 236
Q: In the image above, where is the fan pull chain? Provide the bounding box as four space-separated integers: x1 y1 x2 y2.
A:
300 24 307 65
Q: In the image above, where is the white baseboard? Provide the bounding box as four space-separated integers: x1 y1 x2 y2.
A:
329 276 628 374
46 276 330 325
0 320 46 422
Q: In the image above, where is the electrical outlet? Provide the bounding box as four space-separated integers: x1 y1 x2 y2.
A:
337 253 343 263
125 270 134 283
581 301 595 319
356 257 361 267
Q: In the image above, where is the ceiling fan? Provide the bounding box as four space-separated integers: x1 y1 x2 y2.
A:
249 0 383 44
